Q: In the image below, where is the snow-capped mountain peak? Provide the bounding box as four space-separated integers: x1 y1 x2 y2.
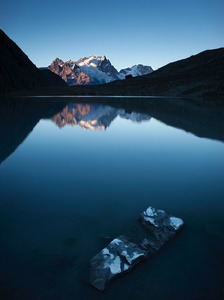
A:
119 64 153 79
77 55 106 67
48 56 153 86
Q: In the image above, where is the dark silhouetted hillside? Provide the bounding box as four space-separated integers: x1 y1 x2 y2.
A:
98 48 224 98
0 29 66 95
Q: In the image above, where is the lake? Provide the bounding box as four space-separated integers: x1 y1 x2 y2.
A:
0 96 224 299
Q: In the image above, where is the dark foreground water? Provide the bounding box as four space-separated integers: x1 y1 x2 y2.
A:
0 97 224 299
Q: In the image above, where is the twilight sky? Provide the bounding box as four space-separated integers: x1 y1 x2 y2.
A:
1 0 223 71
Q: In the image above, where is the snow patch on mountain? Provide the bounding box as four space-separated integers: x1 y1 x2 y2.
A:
119 64 153 79
77 65 112 84
77 55 106 67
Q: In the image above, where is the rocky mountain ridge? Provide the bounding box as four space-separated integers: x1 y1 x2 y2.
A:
48 55 153 86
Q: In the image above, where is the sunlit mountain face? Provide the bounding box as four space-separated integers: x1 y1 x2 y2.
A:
48 56 153 86
51 103 151 131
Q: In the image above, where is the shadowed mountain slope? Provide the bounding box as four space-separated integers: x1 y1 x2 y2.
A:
0 29 66 95
98 48 224 98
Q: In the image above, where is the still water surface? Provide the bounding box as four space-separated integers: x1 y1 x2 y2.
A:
0 98 224 299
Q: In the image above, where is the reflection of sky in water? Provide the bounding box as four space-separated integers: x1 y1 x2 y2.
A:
1 116 224 216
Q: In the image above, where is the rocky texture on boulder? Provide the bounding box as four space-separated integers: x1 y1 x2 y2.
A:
138 207 184 253
89 206 183 291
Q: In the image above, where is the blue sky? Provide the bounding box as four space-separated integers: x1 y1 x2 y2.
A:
1 0 223 71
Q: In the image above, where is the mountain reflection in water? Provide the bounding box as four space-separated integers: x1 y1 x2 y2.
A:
51 103 151 131
1 96 224 165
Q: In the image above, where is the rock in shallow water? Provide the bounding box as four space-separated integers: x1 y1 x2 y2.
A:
138 207 184 252
89 206 184 290
90 235 147 291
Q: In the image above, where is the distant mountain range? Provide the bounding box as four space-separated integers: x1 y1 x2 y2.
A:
65 48 224 98
51 103 151 130
48 56 153 86
0 29 223 98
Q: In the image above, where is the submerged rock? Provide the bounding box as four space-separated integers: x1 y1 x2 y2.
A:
138 207 184 253
89 206 183 290
90 235 147 291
